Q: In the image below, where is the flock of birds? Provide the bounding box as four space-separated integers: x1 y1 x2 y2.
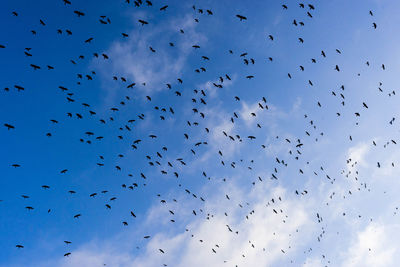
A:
1 0 394 266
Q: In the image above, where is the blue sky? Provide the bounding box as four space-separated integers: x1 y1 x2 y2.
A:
2 0 400 266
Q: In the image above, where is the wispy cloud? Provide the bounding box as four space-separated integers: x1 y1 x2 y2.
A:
342 223 397 267
56 181 313 267
94 12 207 104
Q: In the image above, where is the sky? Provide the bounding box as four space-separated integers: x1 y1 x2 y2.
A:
1 0 400 266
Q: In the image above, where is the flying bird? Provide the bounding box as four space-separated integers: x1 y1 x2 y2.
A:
236 14 247 21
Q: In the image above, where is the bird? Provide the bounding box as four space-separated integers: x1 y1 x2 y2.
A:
30 64 41 70
138 19 148 25
4 123 15 130
236 14 247 21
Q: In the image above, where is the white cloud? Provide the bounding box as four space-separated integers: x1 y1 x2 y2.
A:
342 223 397 267
56 180 313 267
346 142 371 171
197 75 236 99
304 257 323 267
95 12 207 100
